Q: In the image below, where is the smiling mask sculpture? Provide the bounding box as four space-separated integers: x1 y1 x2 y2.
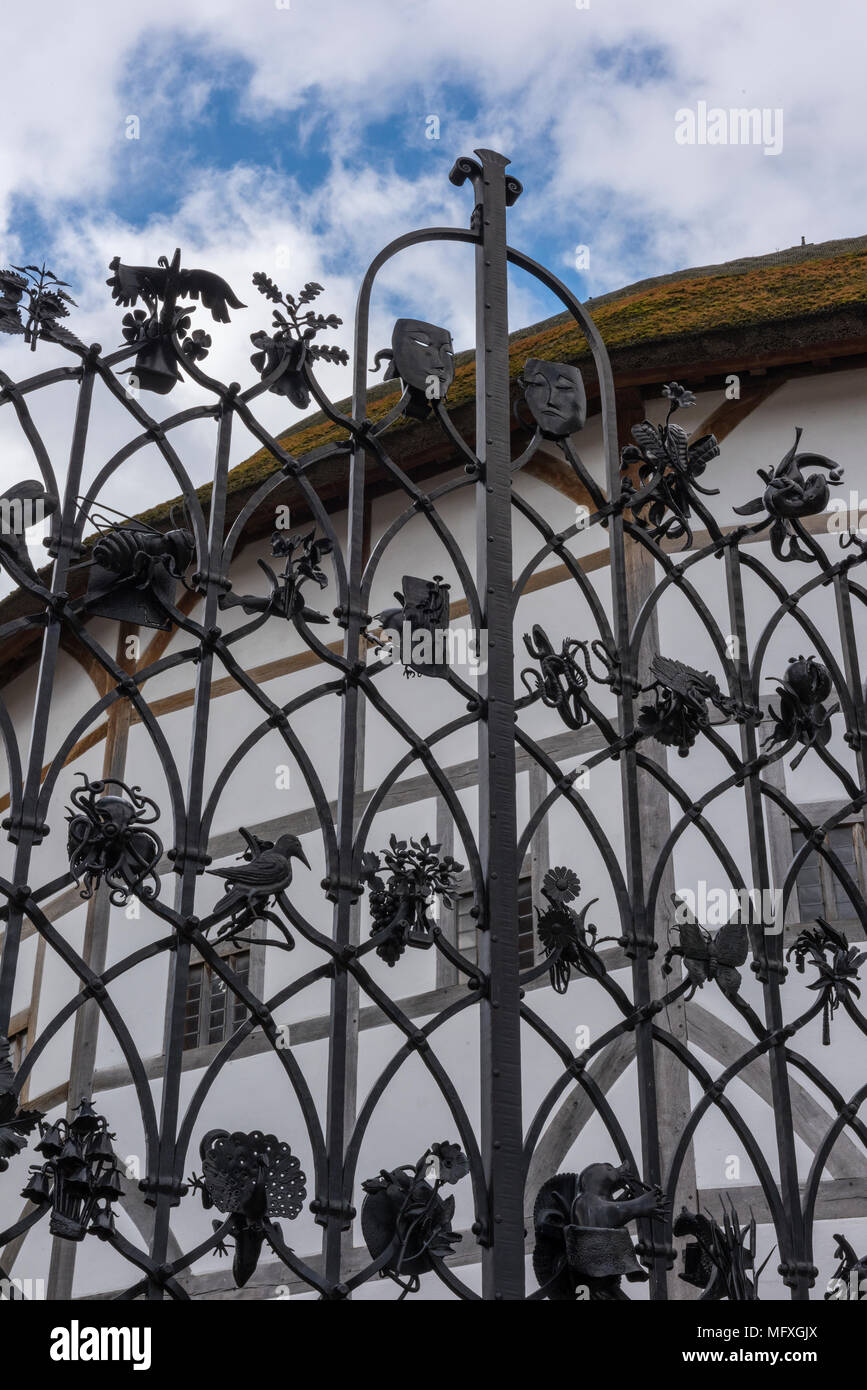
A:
376 318 455 420
521 358 587 439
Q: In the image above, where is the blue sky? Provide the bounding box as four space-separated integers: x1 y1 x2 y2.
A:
0 0 864 510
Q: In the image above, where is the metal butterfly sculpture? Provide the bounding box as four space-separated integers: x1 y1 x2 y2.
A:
663 899 749 1000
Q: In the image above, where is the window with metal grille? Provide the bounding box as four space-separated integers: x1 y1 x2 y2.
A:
183 950 250 1052
791 822 865 922
456 877 536 968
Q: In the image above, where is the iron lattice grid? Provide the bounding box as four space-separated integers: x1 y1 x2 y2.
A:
0 147 864 1301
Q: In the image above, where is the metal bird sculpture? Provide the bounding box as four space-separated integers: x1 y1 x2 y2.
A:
106 248 245 324
0 1036 43 1173
193 1129 306 1288
205 828 310 947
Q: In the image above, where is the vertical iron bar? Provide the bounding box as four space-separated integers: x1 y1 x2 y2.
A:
468 148 525 1299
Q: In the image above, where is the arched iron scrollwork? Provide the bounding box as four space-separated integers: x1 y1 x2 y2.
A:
0 145 865 1303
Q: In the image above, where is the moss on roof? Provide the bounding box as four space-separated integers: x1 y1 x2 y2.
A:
139 246 867 528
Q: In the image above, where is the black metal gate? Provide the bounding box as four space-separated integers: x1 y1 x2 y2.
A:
1 148 865 1301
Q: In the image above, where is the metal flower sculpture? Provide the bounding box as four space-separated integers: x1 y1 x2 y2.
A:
372 319 455 421
360 834 463 965
662 900 749 1001
360 1141 469 1297
190 1129 307 1289
520 625 619 729
107 248 244 394
533 1162 666 1301
620 382 720 549
221 530 333 624
826 1232 867 1300
204 827 310 948
20 1099 124 1241
0 480 58 584
734 427 843 563
0 1036 43 1173
786 918 865 1044
372 575 451 678
250 275 347 408
535 867 603 993
0 262 80 352
673 1203 771 1300
762 655 839 769
84 504 195 630
66 774 163 906
637 654 742 757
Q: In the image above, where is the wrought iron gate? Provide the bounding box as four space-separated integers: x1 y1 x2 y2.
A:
1 148 866 1301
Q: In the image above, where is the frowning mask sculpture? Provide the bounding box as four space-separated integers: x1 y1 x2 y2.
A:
520 358 587 438
66 774 163 906
373 318 455 420
360 1141 469 1298
190 1129 306 1289
533 1162 666 1300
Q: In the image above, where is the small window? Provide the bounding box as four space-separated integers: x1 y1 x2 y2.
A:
456 877 535 969
183 950 250 1052
792 823 865 922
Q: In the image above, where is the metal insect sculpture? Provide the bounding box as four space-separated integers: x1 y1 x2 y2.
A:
786 918 865 1044
662 899 750 1001
673 1203 771 1300
0 479 57 583
762 655 839 769
0 262 80 351
620 382 720 549
534 866 604 992
372 319 455 420
734 428 843 563
826 1232 867 1300
637 654 742 757
220 530 333 624
20 1099 124 1241
84 503 195 630
107 247 244 394
359 833 463 965
533 1162 666 1301
190 1130 307 1289
0 1035 43 1174
360 1141 469 1298
204 827 310 949
66 774 163 906
372 575 452 678
249 275 347 408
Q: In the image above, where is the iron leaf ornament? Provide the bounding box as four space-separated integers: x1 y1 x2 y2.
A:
786 917 866 1044
360 833 463 965
637 654 745 757
734 427 843 563
360 1141 469 1297
250 275 347 407
190 1129 306 1289
107 248 244 394
66 774 163 906
221 530 333 624
0 262 81 352
620 382 720 549
0 1036 43 1173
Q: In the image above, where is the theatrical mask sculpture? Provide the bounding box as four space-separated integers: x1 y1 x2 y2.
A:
377 319 455 419
521 358 587 439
